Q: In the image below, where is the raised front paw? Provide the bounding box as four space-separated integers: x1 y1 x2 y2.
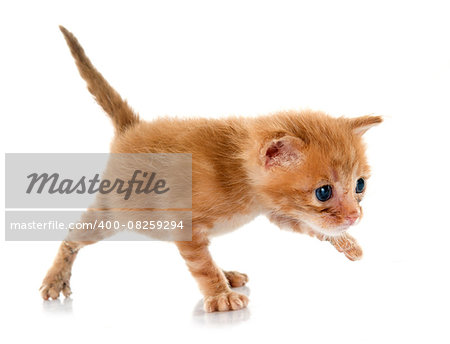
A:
40 269 72 300
341 243 363 261
223 270 249 287
330 234 363 261
204 291 249 312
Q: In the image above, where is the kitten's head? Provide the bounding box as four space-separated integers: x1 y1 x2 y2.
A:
253 111 382 237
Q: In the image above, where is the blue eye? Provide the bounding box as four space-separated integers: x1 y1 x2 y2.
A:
315 185 332 202
356 178 365 193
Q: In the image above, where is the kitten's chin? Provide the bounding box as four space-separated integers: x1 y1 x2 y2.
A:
304 220 350 238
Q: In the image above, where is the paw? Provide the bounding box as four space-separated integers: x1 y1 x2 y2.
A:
331 234 363 261
40 270 72 300
204 291 249 312
223 270 249 287
341 244 363 261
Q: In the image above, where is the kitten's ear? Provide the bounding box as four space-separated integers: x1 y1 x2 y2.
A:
349 115 383 135
261 135 304 169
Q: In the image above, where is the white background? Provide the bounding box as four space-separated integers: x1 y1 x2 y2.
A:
1 0 450 343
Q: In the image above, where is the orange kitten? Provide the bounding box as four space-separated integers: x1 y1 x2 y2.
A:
40 27 382 312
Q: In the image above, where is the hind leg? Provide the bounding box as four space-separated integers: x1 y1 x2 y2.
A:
40 210 113 300
40 240 89 300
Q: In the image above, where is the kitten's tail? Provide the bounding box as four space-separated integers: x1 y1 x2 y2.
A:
59 26 139 133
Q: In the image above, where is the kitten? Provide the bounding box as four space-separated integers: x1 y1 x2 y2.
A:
40 26 382 312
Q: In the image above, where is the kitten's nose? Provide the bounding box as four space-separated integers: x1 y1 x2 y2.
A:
345 214 359 225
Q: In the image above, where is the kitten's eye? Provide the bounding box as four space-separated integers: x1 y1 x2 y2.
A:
356 178 365 193
315 185 332 202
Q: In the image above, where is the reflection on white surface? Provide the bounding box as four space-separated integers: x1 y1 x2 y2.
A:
42 298 73 314
192 286 251 326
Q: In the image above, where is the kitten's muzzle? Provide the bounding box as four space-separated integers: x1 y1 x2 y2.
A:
345 214 360 226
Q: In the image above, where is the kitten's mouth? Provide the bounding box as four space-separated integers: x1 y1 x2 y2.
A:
293 212 358 237
303 219 351 237
319 225 350 237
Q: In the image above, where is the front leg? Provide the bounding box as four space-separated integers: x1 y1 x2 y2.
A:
176 232 248 312
269 214 363 261
223 270 248 287
327 233 363 261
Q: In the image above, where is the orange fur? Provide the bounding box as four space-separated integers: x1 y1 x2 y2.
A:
40 27 382 312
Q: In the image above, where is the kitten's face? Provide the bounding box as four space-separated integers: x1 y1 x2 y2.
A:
256 114 381 237
285 144 370 236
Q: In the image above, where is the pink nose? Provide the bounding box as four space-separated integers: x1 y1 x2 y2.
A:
345 214 359 225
